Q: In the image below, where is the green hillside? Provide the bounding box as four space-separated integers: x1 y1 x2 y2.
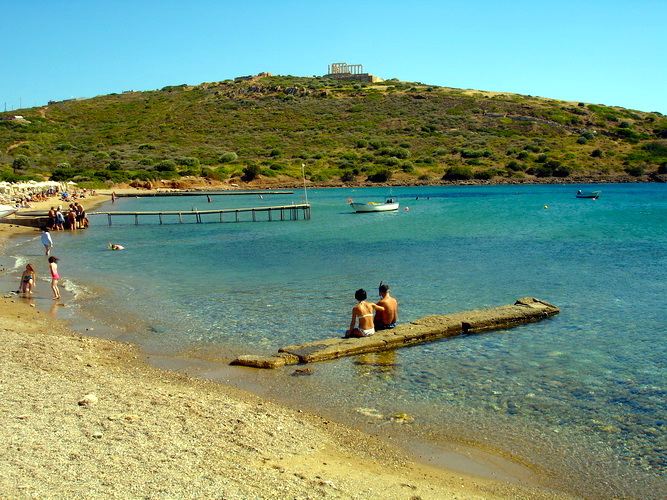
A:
2 75 667 188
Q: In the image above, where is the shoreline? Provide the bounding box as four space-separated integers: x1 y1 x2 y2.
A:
0 190 573 498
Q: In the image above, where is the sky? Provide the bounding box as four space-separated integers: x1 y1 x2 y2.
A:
2 0 666 114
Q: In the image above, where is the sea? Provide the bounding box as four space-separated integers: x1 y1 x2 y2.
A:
3 183 666 498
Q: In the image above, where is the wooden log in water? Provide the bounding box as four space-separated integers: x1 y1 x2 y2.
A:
231 298 559 369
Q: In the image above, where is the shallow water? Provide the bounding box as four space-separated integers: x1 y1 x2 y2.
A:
6 184 666 497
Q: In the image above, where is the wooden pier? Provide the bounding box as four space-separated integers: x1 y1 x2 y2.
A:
91 203 311 226
115 190 293 198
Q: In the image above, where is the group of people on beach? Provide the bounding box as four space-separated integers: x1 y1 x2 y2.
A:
18 256 61 300
46 202 88 230
345 282 398 338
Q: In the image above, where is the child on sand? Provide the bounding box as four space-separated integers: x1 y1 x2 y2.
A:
19 264 36 295
48 256 61 300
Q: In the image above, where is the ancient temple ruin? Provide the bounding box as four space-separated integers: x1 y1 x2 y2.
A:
323 63 383 83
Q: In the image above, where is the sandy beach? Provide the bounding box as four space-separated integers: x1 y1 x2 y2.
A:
0 190 569 499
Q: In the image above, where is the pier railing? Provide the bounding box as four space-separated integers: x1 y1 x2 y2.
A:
91 203 311 226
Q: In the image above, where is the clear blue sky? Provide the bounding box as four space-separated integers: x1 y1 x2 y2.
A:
3 0 665 114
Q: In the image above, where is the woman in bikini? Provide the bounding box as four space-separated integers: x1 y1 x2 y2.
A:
49 256 61 300
19 264 36 295
345 288 385 338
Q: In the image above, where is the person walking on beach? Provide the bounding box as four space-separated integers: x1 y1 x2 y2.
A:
374 282 398 330
345 288 384 338
41 227 53 256
19 264 36 295
111 191 116 203
48 256 61 300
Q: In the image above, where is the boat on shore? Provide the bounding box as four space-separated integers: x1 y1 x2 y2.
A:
576 190 601 199
0 204 17 218
350 200 399 212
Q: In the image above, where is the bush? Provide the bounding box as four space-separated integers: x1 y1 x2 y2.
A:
591 149 604 158
242 164 262 181
474 169 495 180
442 165 473 181
625 165 644 177
553 165 572 177
658 162 667 174
56 143 74 151
341 170 356 183
12 155 30 172
155 160 177 172
179 157 200 167
577 137 588 145
367 169 392 182
460 149 491 158
219 152 238 163
506 160 525 172
535 166 554 178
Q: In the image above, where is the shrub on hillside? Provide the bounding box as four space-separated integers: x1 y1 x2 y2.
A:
553 165 572 177
242 164 261 181
12 155 30 173
442 165 473 181
155 160 177 172
341 170 356 183
218 151 238 163
367 169 392 182
506 160 525 172
179 157 200 167
625 165 644 177
474 169 496 180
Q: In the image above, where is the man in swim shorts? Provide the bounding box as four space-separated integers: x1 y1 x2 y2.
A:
374 283 398 330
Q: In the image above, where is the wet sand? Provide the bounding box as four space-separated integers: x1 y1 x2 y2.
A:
0 190 570 498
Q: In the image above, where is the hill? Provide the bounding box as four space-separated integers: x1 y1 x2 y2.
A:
2 75 667 189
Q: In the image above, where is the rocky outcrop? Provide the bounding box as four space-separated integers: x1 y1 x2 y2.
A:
231 297 559 369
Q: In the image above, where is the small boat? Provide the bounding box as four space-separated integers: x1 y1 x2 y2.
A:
0 204 17 218
350 200 400 212
576 190 601 199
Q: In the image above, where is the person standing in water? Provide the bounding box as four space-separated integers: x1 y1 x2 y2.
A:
41 227 53 256
48 256 61 300
345 289 384 338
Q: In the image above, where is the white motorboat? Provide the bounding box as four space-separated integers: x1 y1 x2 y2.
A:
350 200 399 212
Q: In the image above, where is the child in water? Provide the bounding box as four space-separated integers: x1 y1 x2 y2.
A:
48 256 61 300
19 264 36 294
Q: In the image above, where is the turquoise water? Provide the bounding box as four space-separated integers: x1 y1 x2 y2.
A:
8 184 667 497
